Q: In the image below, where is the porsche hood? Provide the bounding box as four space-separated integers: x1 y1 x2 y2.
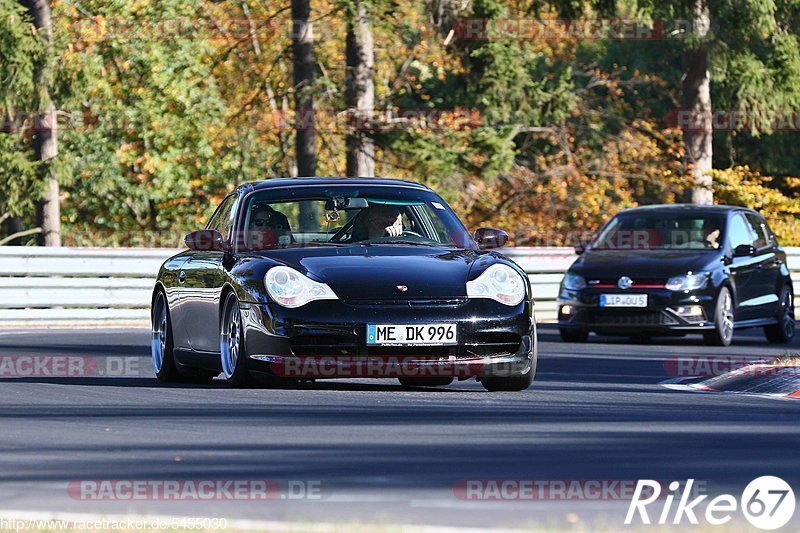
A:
260 246 501 300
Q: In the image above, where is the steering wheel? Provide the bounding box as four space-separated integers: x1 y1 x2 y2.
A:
400 230 424 238
329 219 356 242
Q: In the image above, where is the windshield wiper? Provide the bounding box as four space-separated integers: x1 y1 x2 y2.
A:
305 241 349 247
359 240 441 247
269 241 349 249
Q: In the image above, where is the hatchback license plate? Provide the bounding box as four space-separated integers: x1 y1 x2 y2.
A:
599 294 648 307
367 324 457 345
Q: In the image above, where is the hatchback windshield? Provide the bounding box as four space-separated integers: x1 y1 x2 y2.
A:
234 186 474 251
591 213 726 250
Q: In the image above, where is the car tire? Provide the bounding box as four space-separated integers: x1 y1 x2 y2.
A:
559 328 589 343
151 291 181 382
220 292 254 388
764 286 795 344
480 371 533 392
703 286 734 347
480 343 537 392
398 377 453 387
177 366 218 384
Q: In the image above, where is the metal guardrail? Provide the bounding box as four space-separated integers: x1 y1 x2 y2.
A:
0 246 798 327
0 248 182 326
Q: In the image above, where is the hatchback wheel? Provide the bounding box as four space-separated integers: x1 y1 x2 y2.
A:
764 286 795 344
703 286 734 346
558 328 589 342
559 328 589 343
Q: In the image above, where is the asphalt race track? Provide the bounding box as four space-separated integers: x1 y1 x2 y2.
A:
1 325 799 530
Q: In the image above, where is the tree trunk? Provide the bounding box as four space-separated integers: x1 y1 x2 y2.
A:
345 0 375 177
21 0 60 245
4 217 24 246
292 0 318 229
681 0 713 205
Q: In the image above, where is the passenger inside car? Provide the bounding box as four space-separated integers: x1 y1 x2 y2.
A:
247 204 293 249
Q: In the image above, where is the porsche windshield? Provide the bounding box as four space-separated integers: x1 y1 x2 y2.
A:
235 187 474 250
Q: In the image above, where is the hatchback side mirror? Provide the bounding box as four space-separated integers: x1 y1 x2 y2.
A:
185 229 229 252
574 243 586 255
733 243 756 257
474 227 509 250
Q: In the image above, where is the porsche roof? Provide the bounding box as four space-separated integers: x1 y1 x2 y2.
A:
239 177 432 193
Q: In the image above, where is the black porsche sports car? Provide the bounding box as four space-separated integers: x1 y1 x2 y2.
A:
557 204 795 346
151 178 537 391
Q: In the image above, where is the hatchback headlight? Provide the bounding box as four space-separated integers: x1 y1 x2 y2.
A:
466 264 526 306
562 271 587 290
665 272 709 291
264 266 338 308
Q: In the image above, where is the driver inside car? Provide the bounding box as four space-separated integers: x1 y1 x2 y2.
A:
350 204 404 242
248 204 293 250
701 218 721 249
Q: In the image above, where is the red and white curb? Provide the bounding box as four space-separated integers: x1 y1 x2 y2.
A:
661 363 800 400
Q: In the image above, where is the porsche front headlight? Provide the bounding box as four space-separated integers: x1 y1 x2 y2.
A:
264 266 338 308
466 264 526 306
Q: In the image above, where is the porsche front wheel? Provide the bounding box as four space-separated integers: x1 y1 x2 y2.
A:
220 292 253 388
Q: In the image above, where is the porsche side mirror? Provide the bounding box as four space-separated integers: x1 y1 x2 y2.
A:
185 229 229 252
474 227 509 250
733 243 756 257
574 243 586 255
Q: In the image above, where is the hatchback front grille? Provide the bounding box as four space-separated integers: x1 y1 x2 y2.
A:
578 310 678 326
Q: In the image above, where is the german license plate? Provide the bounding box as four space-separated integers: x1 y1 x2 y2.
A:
366 324 457 345
599 294 648 307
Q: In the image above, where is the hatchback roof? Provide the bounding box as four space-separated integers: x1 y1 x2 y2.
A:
617 204 756 215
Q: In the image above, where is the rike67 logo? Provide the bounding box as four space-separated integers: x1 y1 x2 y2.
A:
625 477 796 529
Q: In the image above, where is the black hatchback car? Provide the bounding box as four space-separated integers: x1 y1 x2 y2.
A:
557 205 795 346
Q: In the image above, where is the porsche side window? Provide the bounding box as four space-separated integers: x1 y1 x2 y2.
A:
727 213 754 249
206 194 237 241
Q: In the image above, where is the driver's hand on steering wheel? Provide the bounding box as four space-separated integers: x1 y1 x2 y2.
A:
385 214 403 237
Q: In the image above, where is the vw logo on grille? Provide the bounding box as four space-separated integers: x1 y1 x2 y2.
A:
617 276 633 289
